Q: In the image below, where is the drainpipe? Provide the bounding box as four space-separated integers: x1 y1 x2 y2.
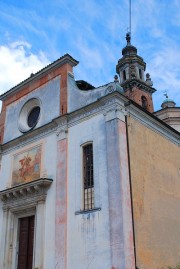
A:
125 114 137 268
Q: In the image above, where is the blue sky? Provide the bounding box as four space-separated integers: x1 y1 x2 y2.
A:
0 0 179 110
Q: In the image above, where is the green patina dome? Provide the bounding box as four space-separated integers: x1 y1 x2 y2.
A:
161 97 176 108
162 98 175 104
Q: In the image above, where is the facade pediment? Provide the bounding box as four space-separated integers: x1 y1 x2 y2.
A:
0 178 53 211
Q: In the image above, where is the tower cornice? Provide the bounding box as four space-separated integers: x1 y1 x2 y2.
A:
122 78 156 94
116 55 146 72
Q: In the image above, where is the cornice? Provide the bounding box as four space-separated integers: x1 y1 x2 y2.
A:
1 114 68 154
154 107 180 116
122 78 156 94
116 55 146 70
125 102 180 146
1 120 56 154
0 91 179 154
162 118 180 124
0 54 78 101
0 93 126 154
0 178 53 211
67 92 127 127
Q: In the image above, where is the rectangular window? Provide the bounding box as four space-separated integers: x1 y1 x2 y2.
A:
83 144 94 210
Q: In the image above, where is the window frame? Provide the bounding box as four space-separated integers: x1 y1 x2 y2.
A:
82 142 94 211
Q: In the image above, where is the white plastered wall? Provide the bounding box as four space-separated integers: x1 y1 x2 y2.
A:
0 132 58 269
67 113 111 269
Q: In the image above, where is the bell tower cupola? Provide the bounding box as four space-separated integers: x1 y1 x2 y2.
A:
116 33 156 112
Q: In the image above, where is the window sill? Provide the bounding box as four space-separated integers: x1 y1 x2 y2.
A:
75 207 101 215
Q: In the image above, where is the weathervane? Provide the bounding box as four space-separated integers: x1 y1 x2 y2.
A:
163 90 168 99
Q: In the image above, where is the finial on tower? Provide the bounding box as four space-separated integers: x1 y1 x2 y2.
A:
114 75 119 82
126 32 131 46
145 73 153 86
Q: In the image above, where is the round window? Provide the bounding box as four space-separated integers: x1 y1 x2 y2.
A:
18 98 41 133
27 106 40 128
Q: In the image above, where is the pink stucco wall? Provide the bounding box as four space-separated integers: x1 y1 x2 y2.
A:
55 138 67 269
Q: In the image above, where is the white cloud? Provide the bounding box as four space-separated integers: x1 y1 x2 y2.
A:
0 0 179 112
147 44 180 109
0 41 49 95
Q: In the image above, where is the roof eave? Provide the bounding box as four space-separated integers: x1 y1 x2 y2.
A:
0 53 79 101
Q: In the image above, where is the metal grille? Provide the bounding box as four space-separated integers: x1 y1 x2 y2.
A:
83 144 94 210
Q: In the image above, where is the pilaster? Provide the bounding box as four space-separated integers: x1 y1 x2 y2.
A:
105 108 135 269
55 129 68 269
0 209 9 268
34 201 45 269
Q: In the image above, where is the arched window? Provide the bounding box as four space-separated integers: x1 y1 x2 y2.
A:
139 69 142 79
123 70 126 81
141 96 148 109
83 143 94 210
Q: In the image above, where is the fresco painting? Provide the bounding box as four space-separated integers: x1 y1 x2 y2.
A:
12 146 41 186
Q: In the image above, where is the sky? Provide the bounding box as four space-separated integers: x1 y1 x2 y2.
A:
0 0 179 111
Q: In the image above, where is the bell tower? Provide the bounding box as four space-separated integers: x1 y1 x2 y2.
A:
116 33 156 112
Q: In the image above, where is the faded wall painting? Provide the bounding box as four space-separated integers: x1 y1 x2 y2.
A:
12 146 41 186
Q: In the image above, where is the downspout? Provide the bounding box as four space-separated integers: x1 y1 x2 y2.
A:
125 114 137 268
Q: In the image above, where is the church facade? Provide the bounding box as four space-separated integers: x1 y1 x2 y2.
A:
0 36 179 269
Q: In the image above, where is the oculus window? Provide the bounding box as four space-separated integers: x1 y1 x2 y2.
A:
27 106 40 128
18 98 41 133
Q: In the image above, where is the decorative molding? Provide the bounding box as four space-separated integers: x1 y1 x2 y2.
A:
125 103 180 146
0 93 125 154
1 115 69 154
0 91 179 155
103 103 128 122
67 93 126 127
68 103 105 126
1 121 57 154
122 78 156 94
0 178 53 211
105 85 114 94
56 128 68 140
54 115 68 140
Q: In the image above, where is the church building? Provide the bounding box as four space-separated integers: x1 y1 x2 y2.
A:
0 34 179 269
